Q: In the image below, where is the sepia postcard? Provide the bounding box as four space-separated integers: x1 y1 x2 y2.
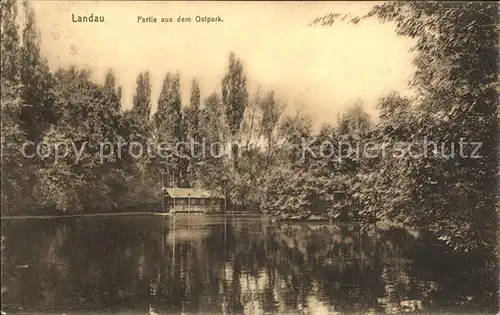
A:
0 1 498 314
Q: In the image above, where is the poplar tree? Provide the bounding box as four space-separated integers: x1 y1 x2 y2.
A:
222 52 248 138
1 0 28 214
183 79 202 185
258 90 284 162
156 72 182 141
201 92 225 144
184 78 201 142
19 0 56 140
222 52 248 167
1 0 20 83
154 71 186 186
132 71 152 125
104 69 121 112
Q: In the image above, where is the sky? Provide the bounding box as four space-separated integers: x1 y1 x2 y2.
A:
31 1 415 128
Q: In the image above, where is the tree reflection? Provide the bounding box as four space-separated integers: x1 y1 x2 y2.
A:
1 216 497 314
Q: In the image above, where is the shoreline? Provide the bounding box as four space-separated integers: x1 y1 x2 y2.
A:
1 213 376 225
0 211 264 220
0 212 171 220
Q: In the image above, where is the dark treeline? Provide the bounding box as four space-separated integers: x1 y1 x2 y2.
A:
1 1 498 253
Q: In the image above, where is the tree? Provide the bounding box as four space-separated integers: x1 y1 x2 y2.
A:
201 92 225 145
104 69 121 113
195 92 227 192
241 88 262 149
314 2 499 251
277 112 313 166
258 90 285 164
372 2 498 252
1 0 31 214
185 78 201 141
1 0 20 83
337 100 371 136
128 71 154 193
131 71 152 126
0 65 29 214
222 52 248 140
154 71 187 187
27 67 125 213
19 0 56 140
183 78 202 185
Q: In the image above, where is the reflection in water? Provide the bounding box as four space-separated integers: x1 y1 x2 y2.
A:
1 215 497 314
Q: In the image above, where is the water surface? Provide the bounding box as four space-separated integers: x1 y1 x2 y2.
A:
1 215 497 314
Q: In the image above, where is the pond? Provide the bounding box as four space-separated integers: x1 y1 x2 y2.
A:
1 215 497 314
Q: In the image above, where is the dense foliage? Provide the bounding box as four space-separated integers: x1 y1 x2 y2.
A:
313 1 499 252
1 1 497 253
